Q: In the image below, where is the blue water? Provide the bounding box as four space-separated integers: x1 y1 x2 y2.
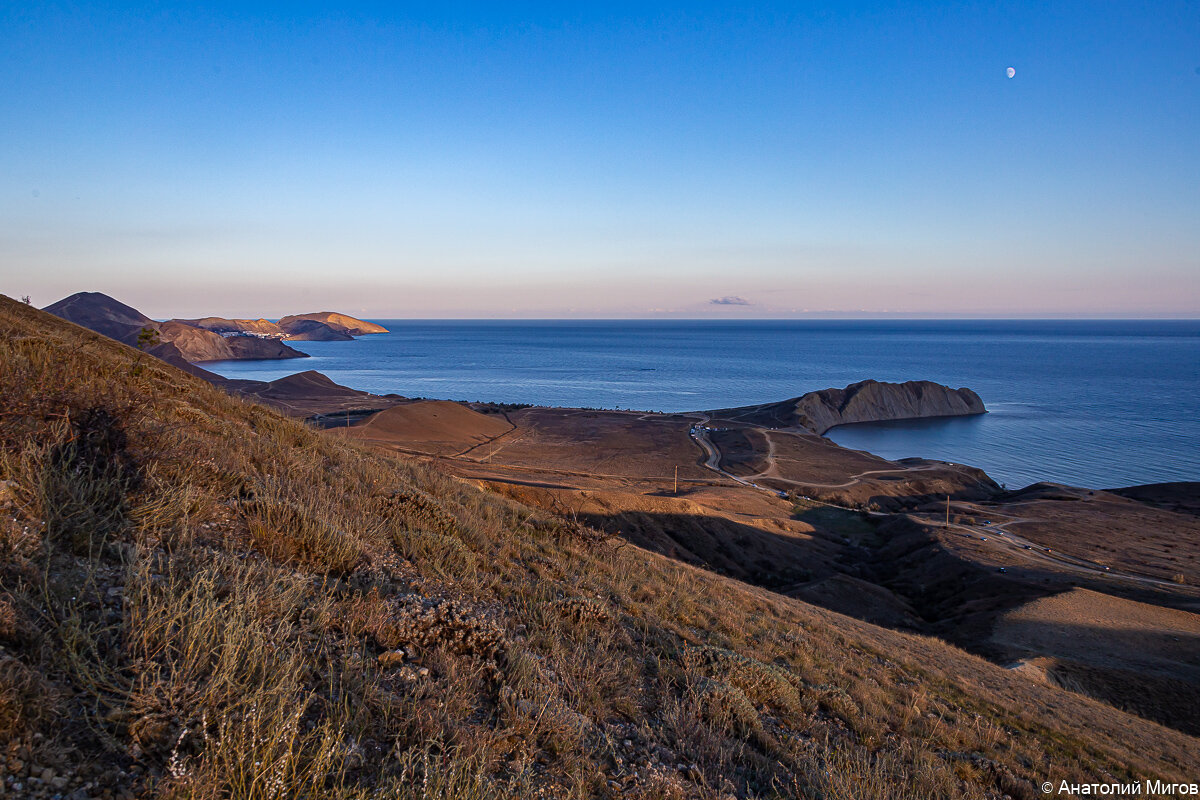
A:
206 320 1200 490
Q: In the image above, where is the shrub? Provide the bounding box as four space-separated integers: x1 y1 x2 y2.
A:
244 489 365 575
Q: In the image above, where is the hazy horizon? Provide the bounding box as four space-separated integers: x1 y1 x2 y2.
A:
3 3 1198 319
17 289 1200 321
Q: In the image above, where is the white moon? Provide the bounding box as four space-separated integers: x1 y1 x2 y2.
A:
1006 67 1016 78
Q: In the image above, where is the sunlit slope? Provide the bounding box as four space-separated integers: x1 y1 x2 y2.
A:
0 294 1196 799
340 400 513 456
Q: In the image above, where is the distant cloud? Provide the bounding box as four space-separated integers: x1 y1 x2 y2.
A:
709 296 752 306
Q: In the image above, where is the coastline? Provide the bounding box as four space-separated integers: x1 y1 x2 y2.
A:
200 318 1200 490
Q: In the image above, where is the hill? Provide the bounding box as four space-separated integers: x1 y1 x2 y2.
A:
236 370 404 418
157 320 236 361
42 290 155 346
340 400 514 456
1 293 1197 798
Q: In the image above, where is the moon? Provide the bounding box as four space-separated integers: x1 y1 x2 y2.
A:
1006 66 1016 78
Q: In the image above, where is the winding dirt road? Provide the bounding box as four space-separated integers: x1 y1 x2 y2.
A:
694 420 1199 595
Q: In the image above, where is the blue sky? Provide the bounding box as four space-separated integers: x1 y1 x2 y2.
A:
2 2 1197 317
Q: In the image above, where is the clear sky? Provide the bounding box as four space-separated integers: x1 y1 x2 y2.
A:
2 2 1197 318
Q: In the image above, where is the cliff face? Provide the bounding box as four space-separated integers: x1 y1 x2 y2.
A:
278 312 388 336
794 380 985 434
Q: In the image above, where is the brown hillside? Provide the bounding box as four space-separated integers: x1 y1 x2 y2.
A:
340 400 513 456
992 589 1200 734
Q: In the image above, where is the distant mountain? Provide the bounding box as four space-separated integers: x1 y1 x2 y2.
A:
172 316 284 336
44 292 307 361
278 312 388 336
277 318 354 341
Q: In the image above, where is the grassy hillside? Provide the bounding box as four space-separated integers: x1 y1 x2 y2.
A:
0 293 1196 799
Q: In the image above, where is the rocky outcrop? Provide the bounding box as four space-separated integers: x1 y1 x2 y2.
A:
278 318 354 341
708 380 985 435
278 312 388 336
792 380 986 434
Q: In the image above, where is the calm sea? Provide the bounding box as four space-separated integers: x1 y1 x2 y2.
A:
206 320 1200 490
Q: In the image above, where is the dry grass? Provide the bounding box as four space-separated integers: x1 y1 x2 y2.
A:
0 293 1197 798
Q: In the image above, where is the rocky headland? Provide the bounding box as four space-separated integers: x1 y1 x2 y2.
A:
708 379 986 435
42 291 398 416
171 315 359 342
279 312 389 336
45 292 386 363
278 318 355 341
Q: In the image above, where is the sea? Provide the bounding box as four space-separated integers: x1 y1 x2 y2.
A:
206 320 1200 491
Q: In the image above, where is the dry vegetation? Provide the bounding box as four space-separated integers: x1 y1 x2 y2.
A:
0 294 1197 798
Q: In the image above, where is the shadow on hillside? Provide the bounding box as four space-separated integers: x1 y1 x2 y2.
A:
1005 623 1200 737
574 508 1055 635
575 509 820 590
573 505 1200 736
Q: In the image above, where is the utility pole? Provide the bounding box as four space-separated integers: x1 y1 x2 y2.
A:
945 495 950 526
674 465 679 495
